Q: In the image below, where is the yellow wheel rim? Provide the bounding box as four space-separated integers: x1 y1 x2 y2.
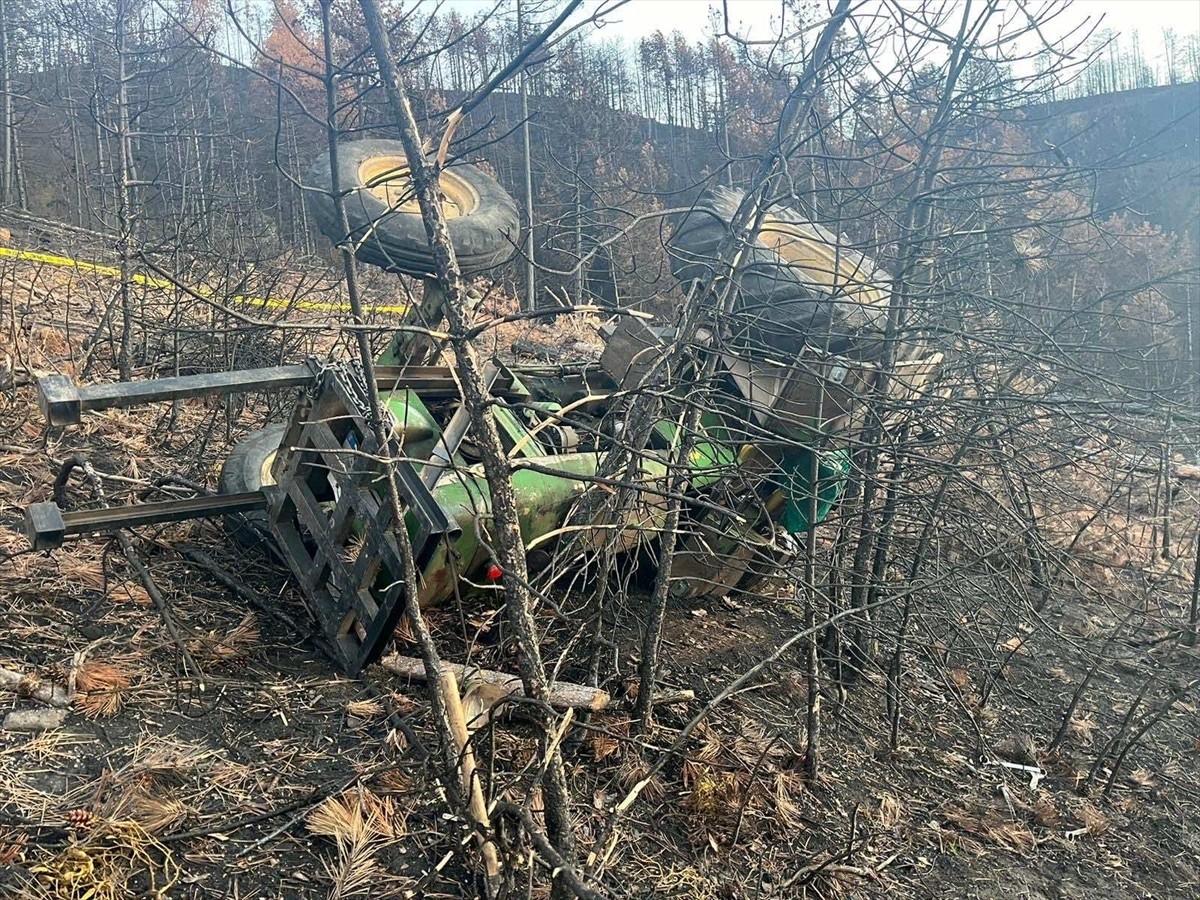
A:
358 155 480 219
260 449 277 488
758 215 887 307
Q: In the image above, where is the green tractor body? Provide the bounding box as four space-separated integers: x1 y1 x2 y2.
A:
22 147 942 674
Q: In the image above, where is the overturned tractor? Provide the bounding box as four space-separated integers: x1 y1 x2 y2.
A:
23 140 940 675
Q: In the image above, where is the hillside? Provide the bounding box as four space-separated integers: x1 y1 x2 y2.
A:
1021 83 1200 252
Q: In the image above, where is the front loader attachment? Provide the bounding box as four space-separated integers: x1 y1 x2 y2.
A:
21 362 500 674
265 363 459 674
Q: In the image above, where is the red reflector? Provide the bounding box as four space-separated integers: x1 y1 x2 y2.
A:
485 563 503 582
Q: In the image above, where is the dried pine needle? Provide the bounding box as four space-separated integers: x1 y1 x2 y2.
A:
75 660 133 718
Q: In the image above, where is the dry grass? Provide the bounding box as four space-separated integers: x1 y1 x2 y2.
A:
346 698 385 722
24 820 180 900
941 806 1037 854
615 754 665 803
107 790 190 835
186 613 260 663
876 793 903 829
0 829 29 865
1031 796 1062 828
1078 802 1112 837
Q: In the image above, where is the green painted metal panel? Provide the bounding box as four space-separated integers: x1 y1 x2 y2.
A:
780 448 851 533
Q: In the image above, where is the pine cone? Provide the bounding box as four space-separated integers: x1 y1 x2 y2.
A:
62 809 97 831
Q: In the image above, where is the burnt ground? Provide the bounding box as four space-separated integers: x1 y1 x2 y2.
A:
1 253 1199 900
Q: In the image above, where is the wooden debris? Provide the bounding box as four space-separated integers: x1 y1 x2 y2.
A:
436 665 502 894
0 665 72 708
3 707 69 731
378 654 611 712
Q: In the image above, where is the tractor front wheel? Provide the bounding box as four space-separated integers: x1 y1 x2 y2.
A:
218 424 286 545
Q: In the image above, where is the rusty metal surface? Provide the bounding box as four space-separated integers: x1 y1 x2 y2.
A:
38 363 321 426
599 317 668 387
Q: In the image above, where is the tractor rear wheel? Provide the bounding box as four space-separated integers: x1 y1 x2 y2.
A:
668 186 890 354
306 139 519 277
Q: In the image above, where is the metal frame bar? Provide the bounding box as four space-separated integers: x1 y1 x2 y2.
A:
419 363 501 489
38 363 322 425
36 362 537 426
265 365 461 674
24 492 268 550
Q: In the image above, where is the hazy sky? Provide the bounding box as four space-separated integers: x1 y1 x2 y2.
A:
447 0 1200 71
587 0 1198 42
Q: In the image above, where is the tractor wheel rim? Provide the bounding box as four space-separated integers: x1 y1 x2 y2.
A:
260 450 278 488
759 214 887 307
358 155 480 219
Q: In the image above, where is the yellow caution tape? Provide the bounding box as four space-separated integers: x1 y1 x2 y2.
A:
0 245 409 316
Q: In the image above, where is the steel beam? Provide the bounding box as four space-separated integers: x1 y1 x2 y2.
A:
24 492 269 550
419 364 501 489
37 363 532 426
38 364 321 426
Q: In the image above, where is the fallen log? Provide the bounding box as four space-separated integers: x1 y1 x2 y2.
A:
0 665 72 708
378 655 611 712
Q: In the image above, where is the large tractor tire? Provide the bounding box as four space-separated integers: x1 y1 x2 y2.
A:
307 139 519 277
668 186 890 354
218 424 286 545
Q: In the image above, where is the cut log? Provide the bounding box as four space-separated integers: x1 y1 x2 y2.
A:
378 654 611 712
